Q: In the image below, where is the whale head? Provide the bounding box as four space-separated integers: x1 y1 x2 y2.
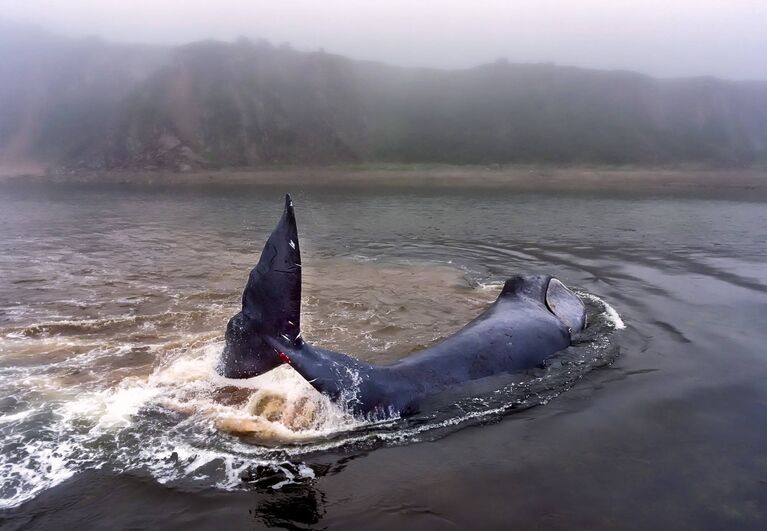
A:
218 194 302 379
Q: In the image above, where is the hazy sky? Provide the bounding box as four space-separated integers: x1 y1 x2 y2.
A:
2 0 766 79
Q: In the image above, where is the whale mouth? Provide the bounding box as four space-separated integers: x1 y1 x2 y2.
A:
545 278 588 332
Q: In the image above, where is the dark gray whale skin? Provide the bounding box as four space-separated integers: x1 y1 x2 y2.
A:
218 195 587 415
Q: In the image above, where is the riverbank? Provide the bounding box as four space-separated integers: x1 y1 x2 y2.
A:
2 165 767 200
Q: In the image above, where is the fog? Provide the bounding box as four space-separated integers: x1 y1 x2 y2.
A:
2 0 766 79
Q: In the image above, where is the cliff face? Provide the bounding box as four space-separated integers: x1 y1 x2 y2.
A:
0 26 169 171
106 40 366 169
2 27 767 172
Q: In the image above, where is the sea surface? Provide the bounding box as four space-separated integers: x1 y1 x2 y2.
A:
0 181 765 530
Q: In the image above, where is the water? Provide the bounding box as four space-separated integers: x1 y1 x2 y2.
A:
0 182 765 530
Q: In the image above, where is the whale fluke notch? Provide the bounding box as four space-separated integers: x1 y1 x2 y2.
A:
241 193 302 343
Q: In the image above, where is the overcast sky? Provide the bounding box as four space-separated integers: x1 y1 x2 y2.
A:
2 0 766 79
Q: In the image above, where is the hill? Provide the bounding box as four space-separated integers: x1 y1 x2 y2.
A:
2 26 766 172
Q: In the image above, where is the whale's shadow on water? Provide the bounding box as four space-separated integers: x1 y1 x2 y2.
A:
250 485 327 531
245 456 364 530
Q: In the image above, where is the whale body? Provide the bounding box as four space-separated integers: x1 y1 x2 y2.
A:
218 195 587 415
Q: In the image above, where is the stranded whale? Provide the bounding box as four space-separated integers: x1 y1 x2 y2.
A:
218 194 587 415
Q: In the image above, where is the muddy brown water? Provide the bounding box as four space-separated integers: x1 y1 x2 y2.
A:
0 182 766 530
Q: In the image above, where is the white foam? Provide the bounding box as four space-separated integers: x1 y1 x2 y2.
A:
578 292 626 330
0 334 366 510
476 281 505 290
0 431 101 510
0 409 36 424
64 381 163 430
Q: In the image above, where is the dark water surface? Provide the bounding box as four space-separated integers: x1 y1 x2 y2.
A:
1 182 766 530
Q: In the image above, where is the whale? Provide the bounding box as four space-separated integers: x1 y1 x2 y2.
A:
218 194 587 416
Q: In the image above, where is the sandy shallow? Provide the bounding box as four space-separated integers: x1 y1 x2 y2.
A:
2 165 767 200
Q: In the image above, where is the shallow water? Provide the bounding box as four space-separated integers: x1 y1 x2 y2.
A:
0 182 766 530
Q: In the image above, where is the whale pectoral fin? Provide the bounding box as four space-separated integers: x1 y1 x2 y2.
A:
497 275 586 334
545 278 587 333
241 194 302 342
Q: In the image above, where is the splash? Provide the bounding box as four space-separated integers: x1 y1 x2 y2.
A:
0 340 363 510
578 292 626 330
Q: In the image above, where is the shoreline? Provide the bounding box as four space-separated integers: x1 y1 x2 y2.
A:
2 165 767 200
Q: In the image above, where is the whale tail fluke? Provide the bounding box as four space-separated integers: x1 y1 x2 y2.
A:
218 194 303 378
241 193 302 344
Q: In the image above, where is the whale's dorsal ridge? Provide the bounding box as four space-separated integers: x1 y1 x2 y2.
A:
241 193 302 342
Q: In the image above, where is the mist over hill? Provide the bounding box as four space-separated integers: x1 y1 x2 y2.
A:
2 25 767 173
